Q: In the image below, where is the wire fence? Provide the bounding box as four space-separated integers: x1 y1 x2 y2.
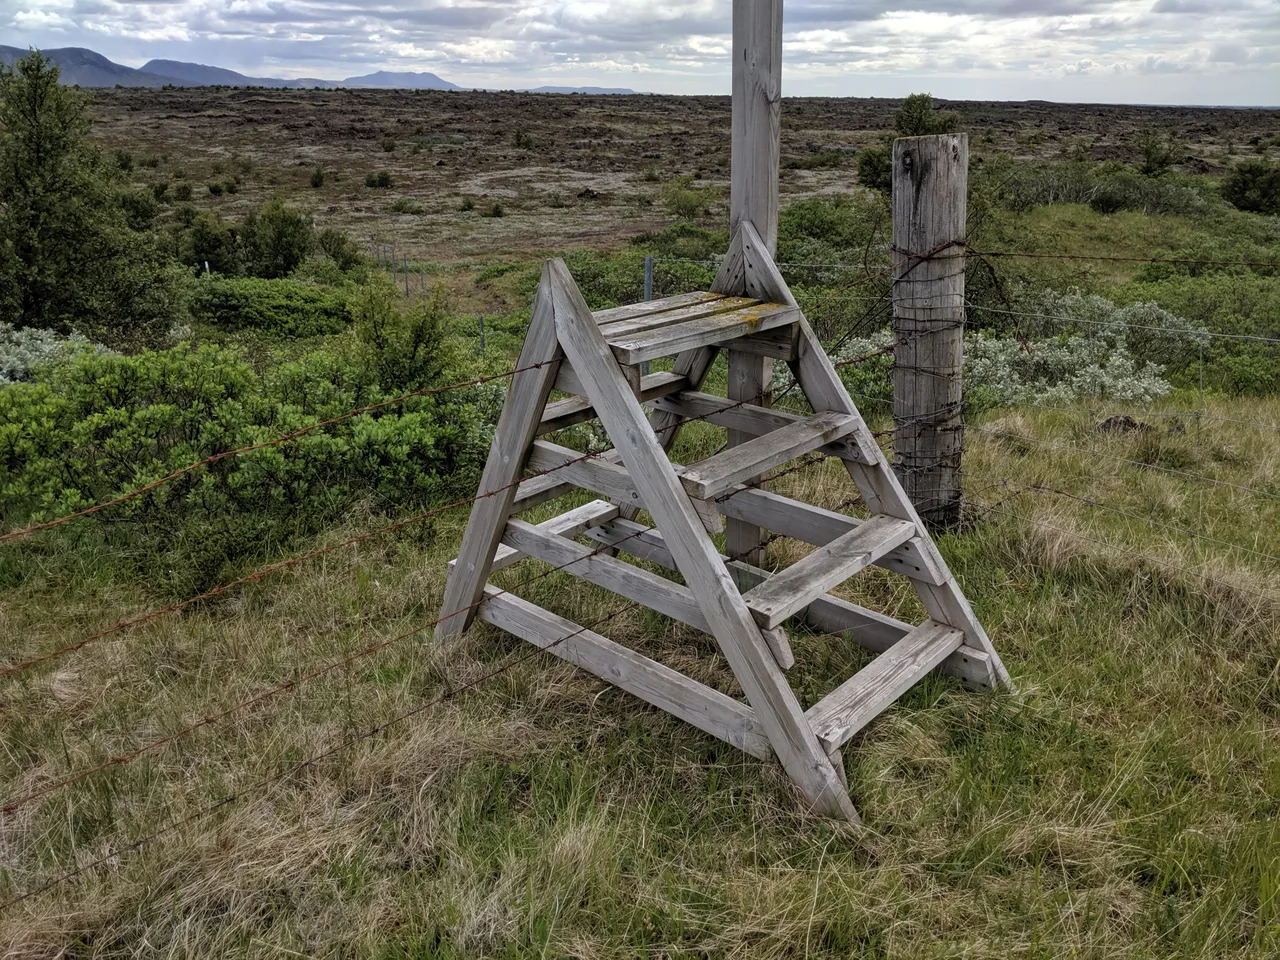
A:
2 245 1277 911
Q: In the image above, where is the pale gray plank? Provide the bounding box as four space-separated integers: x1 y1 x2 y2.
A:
805 622 964 751
451 500 619 575
609 303 801 366
742 515 917 628
479 587 772 760
540 371 686 435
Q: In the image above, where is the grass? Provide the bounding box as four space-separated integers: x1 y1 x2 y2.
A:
2 391 1278 956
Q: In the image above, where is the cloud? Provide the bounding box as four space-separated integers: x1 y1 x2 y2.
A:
2 0 1277 103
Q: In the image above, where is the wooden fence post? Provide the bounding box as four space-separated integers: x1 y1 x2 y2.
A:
725 0 783 567
891 133 967 527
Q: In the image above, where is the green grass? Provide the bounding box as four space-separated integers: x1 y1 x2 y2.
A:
2 394 1277 956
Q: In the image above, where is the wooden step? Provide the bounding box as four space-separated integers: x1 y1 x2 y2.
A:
649 391 870 465
539 371 687 434
678 411 860 501
741 514 917 628
450 499 618 573
607 301 800 365
805 621 964 751
599 296 759 339
590 291 726 327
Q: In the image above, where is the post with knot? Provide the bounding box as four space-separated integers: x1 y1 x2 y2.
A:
891 133 968 528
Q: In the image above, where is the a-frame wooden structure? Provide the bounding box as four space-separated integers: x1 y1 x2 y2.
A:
436 1 1009 821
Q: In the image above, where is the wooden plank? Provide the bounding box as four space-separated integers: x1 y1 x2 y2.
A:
647 347 720 451
539 372 686 435
719 324 798 361
742 515 917 629
893 134 968 527
729 0 783 255
547 258 857 821
502 519 711 633
648 391 870 465
509 448 623 514
726 347 773 568
591 291 724 327
712 488 944 585
805 622 964 751
600 296 759 338
436 266 563 641
527 440 640 506
581 517 992 688
679 411 859 500
761 625 794 671
609 303 801 366
555 360 642 398
450 500 618 574
479 587 772 760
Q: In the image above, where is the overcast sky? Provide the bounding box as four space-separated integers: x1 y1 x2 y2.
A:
3 1 1277 104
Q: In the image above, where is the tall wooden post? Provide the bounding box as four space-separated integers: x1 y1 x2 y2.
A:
891 134 968 527
726 0 783 567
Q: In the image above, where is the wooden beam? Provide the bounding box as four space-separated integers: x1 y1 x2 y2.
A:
678 411 859 500
741 515 917 628
600 296 758 338
540 371 686 434
436 266 563 641
719 324 798 361
805 622 963 751
725 347 773 569
450 500 618 574
501 518 711 633
547 258 858 821
591 291 724 326
479 588 773 760
730 0 784 255
648 390 870 464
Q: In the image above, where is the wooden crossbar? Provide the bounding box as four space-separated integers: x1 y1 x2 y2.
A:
742 515 917 628
608 302 801 365
540 371 686 434
805 622 964 751
478 587 773 759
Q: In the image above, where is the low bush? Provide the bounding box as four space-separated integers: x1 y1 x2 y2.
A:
1222 159 1280 215
0 323 106 384
190 278 352 337
239 198 315 279
365 171 394 189
390 198 425 214
661 175 718 220
310 168 325 188
0 302 497 594
787 149 848 171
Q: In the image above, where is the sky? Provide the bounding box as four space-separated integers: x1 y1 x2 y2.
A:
2 0 1277 104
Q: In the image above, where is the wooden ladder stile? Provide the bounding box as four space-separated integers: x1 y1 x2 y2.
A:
437 240 1009 824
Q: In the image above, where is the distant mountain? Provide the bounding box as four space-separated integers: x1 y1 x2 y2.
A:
139 59 337 89
526 86 636 95
341 70 460 90
0 45 185 87
1 46 642 94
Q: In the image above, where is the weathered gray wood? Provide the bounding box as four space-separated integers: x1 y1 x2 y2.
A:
649 391 870 465
592 291 724 326
502 518 711 632
742 515 917 628
609 303 801 366
720 324 799 361
436 267 563 641
581 516 993 688
547 258 857 821
450 499 618 574
711 487 945 584
761 625 795 670
805 622 964 751
892 134 967 528
601 296 758 338
726 348 773 568
540 372 686 434
479 587 772 760
679 411 858 500
730 0 783 255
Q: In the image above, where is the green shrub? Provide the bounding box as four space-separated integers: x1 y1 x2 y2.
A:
483 201 505 218
310 168 325 188
855 145 892 194
365 171 393 189
514 130 535 150
661 175 717 220
0 339 497 594
381 136 396 153
1222 159 1280 215
316 227 363 272
390 197 425 214
1087 168 1208 215
240 198 314 279
460 196 475 212
787 149 848 171
894 93 959 137
173 182 193 201
207 181 224 196
117 188 160 231
1132 127 1181 177
190 277 352 337
112 148 133 172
